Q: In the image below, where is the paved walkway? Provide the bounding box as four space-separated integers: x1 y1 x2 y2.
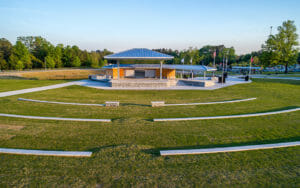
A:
0 113 111 122
0 148 92 157
160 141 300 156
80 77 251 90
18 98 105 106
154 107 300 121
0 81 85 98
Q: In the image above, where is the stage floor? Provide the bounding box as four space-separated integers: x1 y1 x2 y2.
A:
84 76 251 90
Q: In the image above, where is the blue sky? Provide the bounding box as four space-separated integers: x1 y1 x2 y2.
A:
0 0 299 54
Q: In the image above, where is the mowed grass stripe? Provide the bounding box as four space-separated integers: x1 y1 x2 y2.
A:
164 97 257 106
0 113 111 122
154 107 300 121
18 98 105 106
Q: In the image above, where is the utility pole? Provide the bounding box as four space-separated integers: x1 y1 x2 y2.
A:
222 53 225 83
213 50 216 77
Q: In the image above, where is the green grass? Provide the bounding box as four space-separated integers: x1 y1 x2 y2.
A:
0 79 66 92
0 78 299 187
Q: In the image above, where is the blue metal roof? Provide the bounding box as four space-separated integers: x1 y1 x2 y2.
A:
104 48 174 60
103 64 217 72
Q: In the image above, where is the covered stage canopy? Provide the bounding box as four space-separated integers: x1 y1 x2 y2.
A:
103 48 216 80
103 64 217 72
104 48 174 60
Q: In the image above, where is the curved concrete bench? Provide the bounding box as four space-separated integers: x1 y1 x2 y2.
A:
18 98 105 106
154 107 300 121
0 148 92 157
160 141 300 156
0 113 111 122
164 97 257 106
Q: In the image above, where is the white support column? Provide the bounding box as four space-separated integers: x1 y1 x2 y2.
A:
117 60 120 80
204 71 206 80
191 71 194 80
160 61 163 80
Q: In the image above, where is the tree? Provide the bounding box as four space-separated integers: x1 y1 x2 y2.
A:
90 52 100 68
15 60 24 71
262 20 299 73
0 38 13 62
8 54 19 69
71 56 81 67
13 41 32 69
45 55 55 68
0 59 8 70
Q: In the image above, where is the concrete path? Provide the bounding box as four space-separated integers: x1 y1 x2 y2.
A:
0 81 85 98
160 141 300 156
154 107 300 121
0 113 111 122
0 148 92 157
80 78 251 90
164 98 256 106
18 98 105 106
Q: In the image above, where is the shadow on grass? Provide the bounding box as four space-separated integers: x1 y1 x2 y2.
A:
89 144 128 153
0 76 37 80
142 136 300 157
121 103 151 107
252 78 300 85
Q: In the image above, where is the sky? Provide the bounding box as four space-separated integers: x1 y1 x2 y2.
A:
0 0 299 55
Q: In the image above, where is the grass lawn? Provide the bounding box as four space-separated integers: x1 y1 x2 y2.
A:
0 79 67 92
0 78 299 187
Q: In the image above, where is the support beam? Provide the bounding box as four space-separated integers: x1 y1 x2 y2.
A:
160 61 163 80
117 60 120 80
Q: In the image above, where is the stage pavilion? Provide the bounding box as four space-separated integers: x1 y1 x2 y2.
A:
90 48 217 88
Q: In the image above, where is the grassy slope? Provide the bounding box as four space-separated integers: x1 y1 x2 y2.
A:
0 78 299 187
0 79 66 92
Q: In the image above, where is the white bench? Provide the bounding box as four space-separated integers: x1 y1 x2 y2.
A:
105 101 119 107
151 101 165 107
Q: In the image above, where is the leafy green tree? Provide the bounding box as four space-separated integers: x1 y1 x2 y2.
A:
13 41 32 69
0 59 8 70
54 44 63 68
0 38 13 62
62 45 73 67
15 60 24 70
262 20 299 73
71 56 81 67
45 55 56 68
90 52 100 68
8 54 19 69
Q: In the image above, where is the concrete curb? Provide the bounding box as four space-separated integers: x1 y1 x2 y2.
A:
160 141 300 156
0 113 111 122
18 98 105 106
164 98 256 106
154 107 300 121
0 148 92 157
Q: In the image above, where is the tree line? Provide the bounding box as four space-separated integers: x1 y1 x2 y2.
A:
1 20 299 73
0 36 112 71
156 20 299 73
